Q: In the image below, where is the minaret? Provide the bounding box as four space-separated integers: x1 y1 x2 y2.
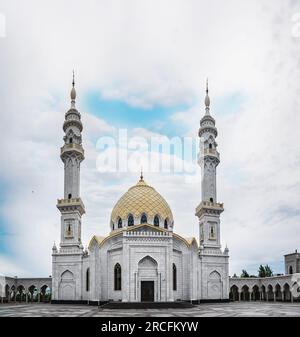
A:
56 73 85 252
196 80 224 251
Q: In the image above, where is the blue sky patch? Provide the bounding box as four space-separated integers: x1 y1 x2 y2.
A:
83 91 192 137
214 92 247 116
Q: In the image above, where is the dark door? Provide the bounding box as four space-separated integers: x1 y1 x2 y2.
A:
141 281 154 302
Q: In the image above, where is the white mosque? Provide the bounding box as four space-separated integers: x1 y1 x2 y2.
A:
51 78 229 303
1 79 298 305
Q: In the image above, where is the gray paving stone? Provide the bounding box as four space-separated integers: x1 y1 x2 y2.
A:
0 302 300 317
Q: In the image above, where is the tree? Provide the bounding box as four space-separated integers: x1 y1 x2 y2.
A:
258 265 266 277
265 265 273 277
258 264 273 277
241 270 249 278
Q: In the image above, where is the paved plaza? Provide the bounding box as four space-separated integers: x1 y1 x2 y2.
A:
1 302 300 317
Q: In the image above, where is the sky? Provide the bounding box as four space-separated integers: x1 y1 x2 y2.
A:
0 0 300 277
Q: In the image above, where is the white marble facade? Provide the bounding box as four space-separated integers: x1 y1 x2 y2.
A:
52 80 229 303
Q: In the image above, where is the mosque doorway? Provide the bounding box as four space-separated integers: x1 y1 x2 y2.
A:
137 256 158 301
141 281 154 302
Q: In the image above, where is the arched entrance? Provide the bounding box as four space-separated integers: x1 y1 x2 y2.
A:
241 285 250 301
267 285 274 301
252 285 260 301
16 285 25 302
207 271 222 300
10 285 16 301
59 270 75 300
230 285 239 301
275 284 282 301
261 285 266 301
283 283 291 302
28 285 38 302
41 285 51 302
5 285 10 303
138 256 158 302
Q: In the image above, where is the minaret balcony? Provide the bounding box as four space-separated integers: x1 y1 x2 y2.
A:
198 125 218 138
195 201 224 217
198 149 220 163
61 143 85 158
63 119 83 132
203 148 220 159
57 197 85 215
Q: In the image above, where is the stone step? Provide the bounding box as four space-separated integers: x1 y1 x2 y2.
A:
100 301 195 309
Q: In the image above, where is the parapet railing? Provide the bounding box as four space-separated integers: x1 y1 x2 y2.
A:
57 198 82 204
195 201 224 215
124 231 172 237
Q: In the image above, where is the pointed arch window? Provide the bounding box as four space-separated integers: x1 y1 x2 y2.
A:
118 218 122 229
141 214 147 224
114 263 121 291
154 215 159 227
173 264 177 291
164 219 168 229
128 214 134 227
86 268 90 292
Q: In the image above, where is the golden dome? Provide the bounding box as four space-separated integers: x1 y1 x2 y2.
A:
110 177 174 227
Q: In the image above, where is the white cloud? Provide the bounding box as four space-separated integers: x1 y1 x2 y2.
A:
0 256 28 277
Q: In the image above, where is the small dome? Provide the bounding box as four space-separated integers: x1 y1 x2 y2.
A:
110 178 173 229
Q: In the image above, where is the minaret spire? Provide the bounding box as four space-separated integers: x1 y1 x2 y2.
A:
71 70 76 109
205 78 210 115
72 69 75 87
